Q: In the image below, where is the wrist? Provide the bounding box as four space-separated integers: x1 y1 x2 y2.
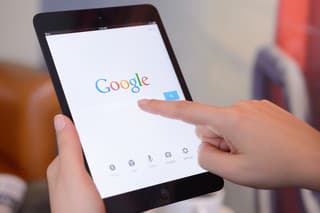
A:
298 133 320 190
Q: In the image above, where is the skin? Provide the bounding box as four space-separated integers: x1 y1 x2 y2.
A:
48 99 320 212
48 115 105 213
138 99 320 190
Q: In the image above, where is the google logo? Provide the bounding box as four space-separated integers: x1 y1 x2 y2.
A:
95 73 150 94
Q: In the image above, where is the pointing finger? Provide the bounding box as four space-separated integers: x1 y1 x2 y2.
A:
138 99 228 130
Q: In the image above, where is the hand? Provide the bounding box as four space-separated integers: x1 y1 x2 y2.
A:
47 115 105 213
138 99 320 190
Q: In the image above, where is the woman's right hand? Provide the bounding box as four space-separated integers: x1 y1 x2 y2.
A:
139 99 320 190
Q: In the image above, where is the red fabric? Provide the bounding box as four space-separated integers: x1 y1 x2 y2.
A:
276 189 302 213
272 0 318 212
275 0 309 71
270 86 285 108
305 0 320 129
276 0 320 130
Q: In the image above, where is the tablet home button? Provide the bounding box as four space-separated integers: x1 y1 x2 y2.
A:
160 188 170 201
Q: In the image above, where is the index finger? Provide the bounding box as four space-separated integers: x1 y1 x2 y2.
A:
138 99 227 128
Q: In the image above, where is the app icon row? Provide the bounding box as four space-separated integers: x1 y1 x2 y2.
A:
108 147 190 171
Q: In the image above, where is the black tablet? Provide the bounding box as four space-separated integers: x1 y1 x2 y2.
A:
34 5 223 212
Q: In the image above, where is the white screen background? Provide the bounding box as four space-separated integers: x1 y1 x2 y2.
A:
47 24 204 198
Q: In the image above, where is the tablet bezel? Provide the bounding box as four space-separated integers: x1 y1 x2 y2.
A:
34 5 224 212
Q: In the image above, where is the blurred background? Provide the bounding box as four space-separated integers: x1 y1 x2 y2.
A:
0 0 319 213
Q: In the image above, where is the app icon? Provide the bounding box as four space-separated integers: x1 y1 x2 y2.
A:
148 155 153 162
128 160 135 167
165 152 172 158
182 147 189 154
163 90 180 101
109 164 116 171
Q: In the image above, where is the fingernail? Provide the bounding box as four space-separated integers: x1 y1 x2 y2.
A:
54 115 65 131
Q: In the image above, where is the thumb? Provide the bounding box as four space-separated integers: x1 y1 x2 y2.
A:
54 114 85 172
198 142 240 179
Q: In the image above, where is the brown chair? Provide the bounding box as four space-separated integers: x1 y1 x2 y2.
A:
0 63 60 181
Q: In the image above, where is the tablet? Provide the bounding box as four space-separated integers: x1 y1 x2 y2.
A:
34 5 223 212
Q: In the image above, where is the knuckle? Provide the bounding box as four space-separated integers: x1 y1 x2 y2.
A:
46 163 54 179
197 148 208 169
46 158 58 179
260 99 272 105
197 143 209 164
195 126 202 138
198 144 238 178
225 107 243 127
234 100 247 107
250 100 260 105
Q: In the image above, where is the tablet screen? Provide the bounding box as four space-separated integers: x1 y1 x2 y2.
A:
46 23 205 198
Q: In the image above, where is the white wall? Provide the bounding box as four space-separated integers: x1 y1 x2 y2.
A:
0 0 40 67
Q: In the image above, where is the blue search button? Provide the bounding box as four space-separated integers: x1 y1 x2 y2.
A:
163 90 180 101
